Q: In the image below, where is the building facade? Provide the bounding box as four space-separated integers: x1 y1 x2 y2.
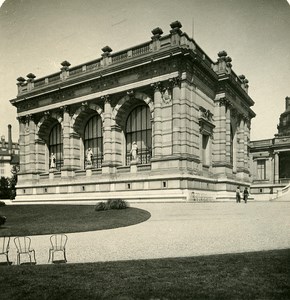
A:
10 21 255 203
0 125 19 178
250 97 290 199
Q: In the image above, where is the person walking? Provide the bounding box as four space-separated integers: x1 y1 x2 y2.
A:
243 187 249 203
236 186 241 203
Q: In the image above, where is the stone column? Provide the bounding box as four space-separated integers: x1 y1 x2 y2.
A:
27 115 37 174
237 116 245 172
274 152 279 183
213 97 230 176
102 95 115 174
17 117 26 174
244 119 250 171
225 105 232 167
61 106 71 175
69 132 81 170
171 77 182 155
151 82 162 158
110 125 123 167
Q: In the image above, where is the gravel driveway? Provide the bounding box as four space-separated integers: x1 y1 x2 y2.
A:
5 201 290 265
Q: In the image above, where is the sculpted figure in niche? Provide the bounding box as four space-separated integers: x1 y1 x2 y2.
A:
86 148 93 165
50 153 56 169
130 141 138 161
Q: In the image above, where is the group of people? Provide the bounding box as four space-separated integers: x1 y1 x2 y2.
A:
236 186 249 203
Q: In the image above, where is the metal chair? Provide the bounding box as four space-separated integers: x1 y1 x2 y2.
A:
0 236 11 265
14 236 37 265
48 234 68 263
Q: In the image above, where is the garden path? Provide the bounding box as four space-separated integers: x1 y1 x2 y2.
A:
5 201 290 265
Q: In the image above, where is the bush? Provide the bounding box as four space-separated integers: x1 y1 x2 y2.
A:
95 202 108 211
0 200 6 207
107 199 128 210
0 215 6 226
95 199 129 211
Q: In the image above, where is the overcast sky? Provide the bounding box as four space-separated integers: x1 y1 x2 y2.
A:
0 0 289 142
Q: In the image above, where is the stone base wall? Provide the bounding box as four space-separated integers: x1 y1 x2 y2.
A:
14 169 249 203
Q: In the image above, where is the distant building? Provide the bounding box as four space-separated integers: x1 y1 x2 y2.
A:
250 97 290 199
10 21 255 203
0 125 19 177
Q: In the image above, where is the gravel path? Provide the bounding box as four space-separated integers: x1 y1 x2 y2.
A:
5 201 290 265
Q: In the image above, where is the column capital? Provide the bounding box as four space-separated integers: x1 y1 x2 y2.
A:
169 76 181 88
217 97 230 108
60 105 70 113
151 81 162 91
101 94 111 104
17 116 26 124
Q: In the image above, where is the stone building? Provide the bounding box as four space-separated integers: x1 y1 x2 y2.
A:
0 125 19 178
10 21 255 203
250 96 290 199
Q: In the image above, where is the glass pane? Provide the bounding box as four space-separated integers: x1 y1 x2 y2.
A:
84 115 103 168
49 123 63 170
125 105 152 165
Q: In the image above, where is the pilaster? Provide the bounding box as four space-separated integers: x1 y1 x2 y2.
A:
61 106 71 173
212 98 231 175
171 77 182 155
17 116 26 174
151 82 162 157
102 95 116 173
274 152 279 183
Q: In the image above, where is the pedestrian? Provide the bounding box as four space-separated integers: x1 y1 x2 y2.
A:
236 186 241 203
243 187 249 203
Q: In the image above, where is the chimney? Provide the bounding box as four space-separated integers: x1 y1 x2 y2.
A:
8 124 12 153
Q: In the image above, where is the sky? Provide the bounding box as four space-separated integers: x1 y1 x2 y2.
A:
0 0 289 142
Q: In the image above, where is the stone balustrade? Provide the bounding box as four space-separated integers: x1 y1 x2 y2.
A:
16 20 249 97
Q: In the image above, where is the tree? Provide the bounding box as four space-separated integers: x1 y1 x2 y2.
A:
0 177 10 199
8 174 18 200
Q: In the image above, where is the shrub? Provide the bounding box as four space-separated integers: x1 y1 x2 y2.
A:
107 199 128 210
0 215 6 226
95 199 129 211
0 200 6 207
95 202 108 211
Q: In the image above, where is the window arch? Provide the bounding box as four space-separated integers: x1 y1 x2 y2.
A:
84 114 103 168
126 105 152 165
49 123 63 170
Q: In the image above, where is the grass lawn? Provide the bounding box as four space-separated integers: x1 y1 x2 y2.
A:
0 204 151 236
0 249 289 300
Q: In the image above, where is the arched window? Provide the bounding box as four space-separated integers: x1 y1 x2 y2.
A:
84 114 103 168
49 123 63 170
126 105 152 165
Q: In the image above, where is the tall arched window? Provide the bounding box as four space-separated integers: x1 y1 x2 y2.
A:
84 114 103 168
126 105 152 165
49 123 63 170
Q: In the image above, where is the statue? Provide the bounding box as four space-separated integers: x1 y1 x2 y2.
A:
86 148 93 165
130 141 138 161
50 153 56 169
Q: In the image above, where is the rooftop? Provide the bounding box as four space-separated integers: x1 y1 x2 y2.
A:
11 21 251 105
